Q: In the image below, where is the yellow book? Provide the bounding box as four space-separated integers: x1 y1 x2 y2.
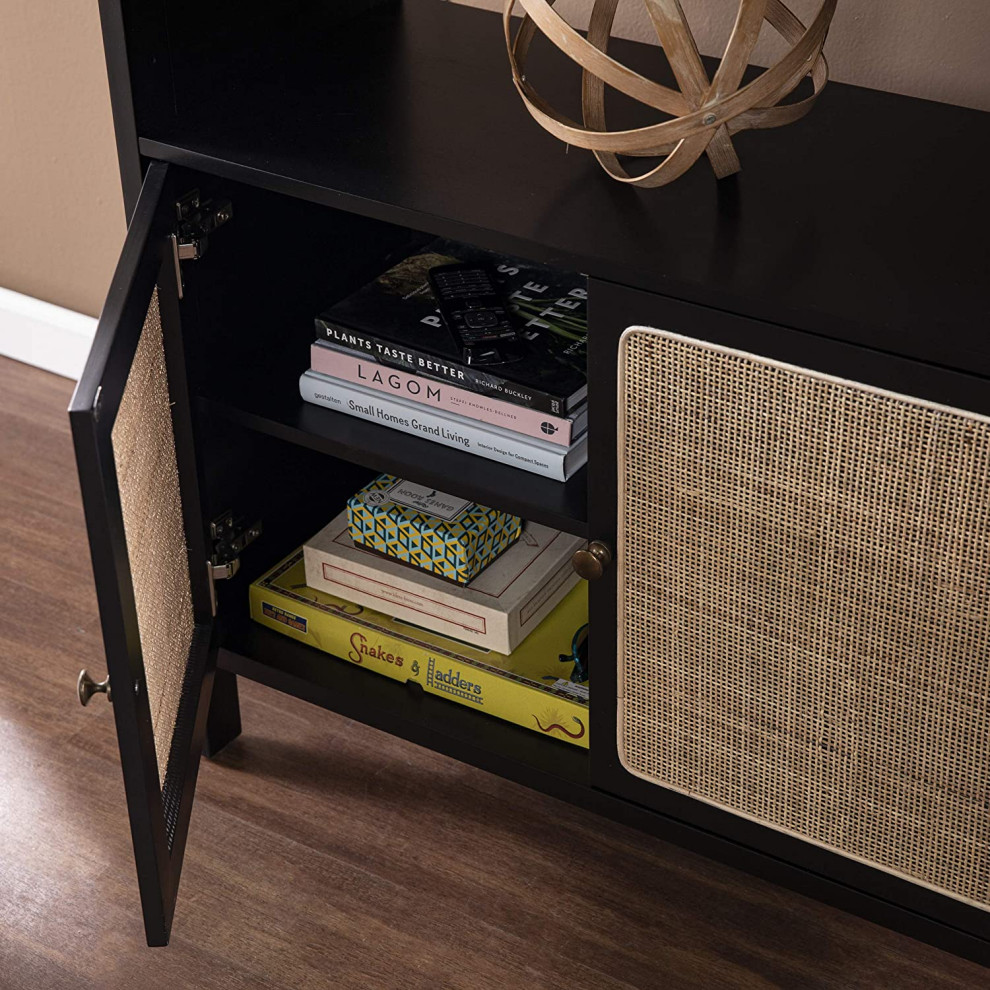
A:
250 549 589 748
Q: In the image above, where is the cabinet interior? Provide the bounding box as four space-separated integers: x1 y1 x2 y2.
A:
163 169 592 779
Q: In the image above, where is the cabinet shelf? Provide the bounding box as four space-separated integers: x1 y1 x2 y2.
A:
218 617 590 797
198 389 588 537
140 3 990 381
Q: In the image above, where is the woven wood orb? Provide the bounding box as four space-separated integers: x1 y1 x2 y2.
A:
503 0 837 188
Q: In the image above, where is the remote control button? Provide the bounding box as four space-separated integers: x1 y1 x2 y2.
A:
464 310 498 328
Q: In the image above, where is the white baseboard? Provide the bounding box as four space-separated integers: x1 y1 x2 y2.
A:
0 287 97 381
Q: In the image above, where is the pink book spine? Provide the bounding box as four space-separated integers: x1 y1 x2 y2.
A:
310 344 578 446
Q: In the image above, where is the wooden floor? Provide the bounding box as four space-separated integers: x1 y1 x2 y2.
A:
0 354 986 990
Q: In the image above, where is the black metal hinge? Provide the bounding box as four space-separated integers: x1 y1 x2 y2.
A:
169 190 233 299
207 510 262 614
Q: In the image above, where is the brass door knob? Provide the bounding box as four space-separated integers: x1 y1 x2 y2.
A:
78 670 112 707
571 540 613 581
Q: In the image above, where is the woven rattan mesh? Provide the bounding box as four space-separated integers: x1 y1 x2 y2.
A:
617 327 990 909
111 290 195 787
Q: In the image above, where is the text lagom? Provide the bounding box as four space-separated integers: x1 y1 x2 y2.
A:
356 363 443 403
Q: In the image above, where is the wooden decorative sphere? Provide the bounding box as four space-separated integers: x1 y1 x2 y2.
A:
503 0 837 188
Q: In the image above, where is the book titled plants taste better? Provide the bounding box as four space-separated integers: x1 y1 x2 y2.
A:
315 238 588 416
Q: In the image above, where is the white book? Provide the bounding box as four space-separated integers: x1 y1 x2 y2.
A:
304 510 583 654
299 370 588 482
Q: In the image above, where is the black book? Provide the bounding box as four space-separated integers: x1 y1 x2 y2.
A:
315 239 588 415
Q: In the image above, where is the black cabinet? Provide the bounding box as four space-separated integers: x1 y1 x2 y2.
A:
76 0 990 962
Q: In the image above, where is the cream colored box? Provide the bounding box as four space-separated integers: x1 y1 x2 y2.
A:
304 510 583 653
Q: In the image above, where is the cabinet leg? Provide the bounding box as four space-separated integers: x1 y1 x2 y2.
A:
205 669 242 758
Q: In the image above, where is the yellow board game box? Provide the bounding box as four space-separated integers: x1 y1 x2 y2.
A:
250 549 589 748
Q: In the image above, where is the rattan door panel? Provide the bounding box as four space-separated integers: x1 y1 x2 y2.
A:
69 162 216 946
617 326 990 913
111 288 198 786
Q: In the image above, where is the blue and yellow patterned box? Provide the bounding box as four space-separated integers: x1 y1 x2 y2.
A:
346 475 522 584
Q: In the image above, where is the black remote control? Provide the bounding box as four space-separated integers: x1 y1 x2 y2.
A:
428 263 522 365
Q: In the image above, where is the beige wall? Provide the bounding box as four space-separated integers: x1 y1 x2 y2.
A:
466 0 990 112
0 1 123 317
1 1 988 320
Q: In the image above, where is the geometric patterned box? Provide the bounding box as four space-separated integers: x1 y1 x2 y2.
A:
346 474 521 585
305 509 582 653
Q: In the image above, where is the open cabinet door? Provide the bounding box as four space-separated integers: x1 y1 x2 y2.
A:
69 162 216 946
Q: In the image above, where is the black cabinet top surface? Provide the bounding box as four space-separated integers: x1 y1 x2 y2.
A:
140 2 990 378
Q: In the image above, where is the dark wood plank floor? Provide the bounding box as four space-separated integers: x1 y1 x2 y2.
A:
0 355 985 989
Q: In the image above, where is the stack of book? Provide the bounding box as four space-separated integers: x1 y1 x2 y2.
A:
250 475 591 747
250 549 590 748
299 238 589 482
